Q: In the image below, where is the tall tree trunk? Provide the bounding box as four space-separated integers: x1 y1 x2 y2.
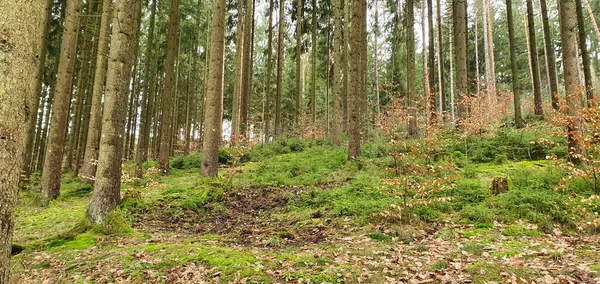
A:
583 0 600 42
526 0 543 116
23 1 53 178
0 0 47 280
373 0 381 118
275 0 285 137
559 0 584 160
241 0 254 137
483 0 496 107
186 0 203 154
348 0 366 159
296 0 303 126
264 0 274 142
332 0 343 146
453 0 468 121
87 0 141 225
575 0 594 104
158 0 181 174
134 0 158 178
201 0 227 177
41 0 82 201
428 0 436 124
436 0 445 120
506 0 525 128
449 12 456 122
342 0 349 131
407 0 418 137
232 0 246 140
311 0 318 124
475 3 481 95
540 0 560 110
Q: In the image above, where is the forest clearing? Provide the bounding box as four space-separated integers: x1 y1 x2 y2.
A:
2 0 600 282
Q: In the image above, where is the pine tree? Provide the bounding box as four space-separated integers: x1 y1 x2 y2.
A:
41 0 82 202
526 0 543 116
506 0 525 128
87 0 142 224
201 0 228 177
0 0 48 280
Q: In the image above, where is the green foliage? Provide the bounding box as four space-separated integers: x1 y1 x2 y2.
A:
494 154 508 165
160 177 225 212
368 232 392 242
170 154 203 169
502 224 540 237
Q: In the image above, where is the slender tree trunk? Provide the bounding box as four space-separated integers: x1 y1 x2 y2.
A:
559 0 584 160
311 0 318 125
158 0 181 174
264 0 274 142
436 0 445 120
342 0 349 131
475 3 481 95
575 0 594 104
449 13 456 122
0 0 47 280
483 0 496 107
241 0 254 137
275 0 285 137
428 0 436 124
41 0 82 201
332 0 343 146
373 0 381 118
348 0 366 159
232 0 246 140
407 0 418 137
87 0 141 224
23 1 53 178
201 0 227 177
526 0 544 116
583 0 600 42
540 0 560 110
134 0 158 178
453 0 468 121
296 0 303 126
506 0 525 128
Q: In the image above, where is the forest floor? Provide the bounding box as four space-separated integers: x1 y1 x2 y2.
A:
9 124 600 283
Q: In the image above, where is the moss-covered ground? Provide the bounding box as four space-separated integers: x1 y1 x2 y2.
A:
10 126 600 283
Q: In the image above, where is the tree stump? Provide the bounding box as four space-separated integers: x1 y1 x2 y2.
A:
492 177 509 195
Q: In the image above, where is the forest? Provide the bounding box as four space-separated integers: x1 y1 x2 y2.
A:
1 0 600 282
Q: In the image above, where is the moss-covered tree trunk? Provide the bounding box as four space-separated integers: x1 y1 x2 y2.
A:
158 0 181 174
575 0 593 105
41 0 82 201
0 0 46 280
87 0 141 224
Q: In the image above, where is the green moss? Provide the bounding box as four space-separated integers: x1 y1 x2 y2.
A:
91 210 134 236
502 224 540 237
368 232 392 242
467 261 535 282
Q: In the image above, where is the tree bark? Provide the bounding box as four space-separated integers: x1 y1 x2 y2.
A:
540 0 560 110
453 0 468 121
0 0 47 280
428 0 436 124
332 0 343 146
526 0 544 116
275 0 285 137
158 0 181 174
506 0 525 128
348 0 366 160
41 0 82 201
232 0 246 140
436 0 445 120
22 0 53 178
201 0 227 177
575 0 593 104
311 0 318 125
559 0 584 160
296 0 303 126
264 0 274 142
134 0 157 178
87 0 141 225
407 0 418 137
